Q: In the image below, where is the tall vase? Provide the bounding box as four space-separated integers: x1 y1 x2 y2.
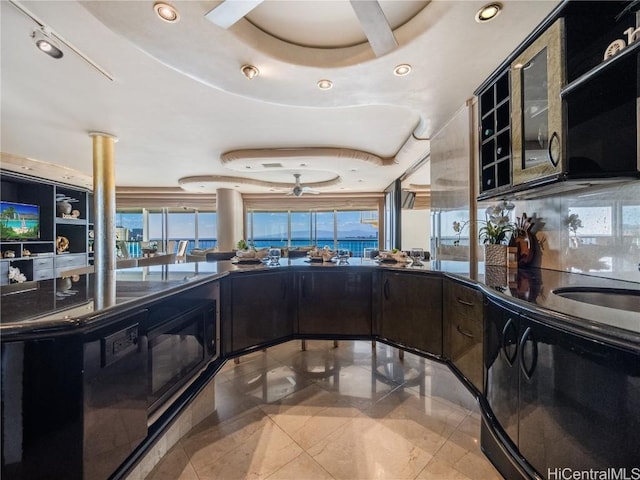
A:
484 244 508 266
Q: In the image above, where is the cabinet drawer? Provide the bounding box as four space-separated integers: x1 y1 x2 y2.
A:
33 268 54 280
446 283 483 321
32 257 54 270
55 254 86 268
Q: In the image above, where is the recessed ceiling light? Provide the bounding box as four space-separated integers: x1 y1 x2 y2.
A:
241 64 259 79
20 166 33 170
317 79 333 90
300 163 307 167
475 3 502 23
32 30 63 59
154 2 180 23
245 165 252 169
393 64 412 76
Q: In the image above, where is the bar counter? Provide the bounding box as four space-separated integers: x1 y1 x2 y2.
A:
2 257 638 344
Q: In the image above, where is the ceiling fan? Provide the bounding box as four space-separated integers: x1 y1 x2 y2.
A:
206 0 398 57
287 174 320 197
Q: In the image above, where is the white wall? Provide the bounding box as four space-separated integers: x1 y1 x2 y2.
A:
401 208 431 252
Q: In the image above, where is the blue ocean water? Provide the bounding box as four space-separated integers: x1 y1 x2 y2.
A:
123 238 378 257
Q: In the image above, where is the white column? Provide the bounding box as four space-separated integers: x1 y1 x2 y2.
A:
216 188 244 251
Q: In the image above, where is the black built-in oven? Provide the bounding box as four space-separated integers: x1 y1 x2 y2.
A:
146 300 217 413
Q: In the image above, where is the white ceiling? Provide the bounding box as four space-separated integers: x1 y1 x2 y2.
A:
0 0 560 195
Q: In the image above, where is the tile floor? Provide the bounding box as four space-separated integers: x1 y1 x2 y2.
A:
146 340 503 480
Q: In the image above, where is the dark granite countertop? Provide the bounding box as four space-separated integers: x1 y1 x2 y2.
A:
1 257 638 344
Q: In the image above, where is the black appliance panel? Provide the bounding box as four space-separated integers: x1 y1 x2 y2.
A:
147 302 216 412
83 310 149 480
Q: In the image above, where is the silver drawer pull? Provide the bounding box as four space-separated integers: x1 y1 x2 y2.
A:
456 297 474 307
456 325 474 339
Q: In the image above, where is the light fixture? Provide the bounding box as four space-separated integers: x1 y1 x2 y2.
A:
475 3 502 23
241 64 259 79
317 79 333 90
154 2 180 23
32 29 63 59
393 64 412 76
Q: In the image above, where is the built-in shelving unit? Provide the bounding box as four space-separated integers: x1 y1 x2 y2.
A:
1 170 91 284
478 70 511 196
475 0 639 200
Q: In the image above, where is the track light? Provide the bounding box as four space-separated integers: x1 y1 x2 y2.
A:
32 29 63 59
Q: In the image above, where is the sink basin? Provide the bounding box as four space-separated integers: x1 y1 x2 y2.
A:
552 287 640 313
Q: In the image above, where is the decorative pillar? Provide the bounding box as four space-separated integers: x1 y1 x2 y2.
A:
216 188 243 251
90 131 118 273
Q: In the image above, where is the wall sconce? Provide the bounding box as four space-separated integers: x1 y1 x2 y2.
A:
32 29 63 59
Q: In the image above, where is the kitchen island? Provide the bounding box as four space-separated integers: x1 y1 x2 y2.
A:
2 258 639 480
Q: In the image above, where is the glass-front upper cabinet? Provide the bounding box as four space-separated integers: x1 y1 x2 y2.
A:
511 18 565 187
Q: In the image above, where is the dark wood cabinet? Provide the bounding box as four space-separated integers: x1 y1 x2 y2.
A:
443 279 484 392
380 271 442 356
484 296 640 478
297 270 372 336
229 271 294 353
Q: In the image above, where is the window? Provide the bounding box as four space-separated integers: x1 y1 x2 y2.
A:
335 210 378 256
115 208 216 257
249 212 288 248
291 211 312 247
246 209 379 255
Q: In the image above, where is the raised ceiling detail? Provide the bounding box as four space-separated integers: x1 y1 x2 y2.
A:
221 147 396 169
178 173 341 193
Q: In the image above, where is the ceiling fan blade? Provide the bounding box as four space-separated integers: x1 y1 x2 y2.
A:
205 0 265 29
349 0 398 57
306 190 320 195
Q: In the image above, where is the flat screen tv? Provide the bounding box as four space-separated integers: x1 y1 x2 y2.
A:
1 201 40 240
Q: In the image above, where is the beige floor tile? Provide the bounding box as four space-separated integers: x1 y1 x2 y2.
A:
260 384 362 450
182 407 269 471
146 446 199 480
312 363 401 409
415 458 474 480
218 353 285 383
307 416 432 480
226 365 313 404
432 428 500 479
142 341 503 480
266 452 334 480
193 419 303 480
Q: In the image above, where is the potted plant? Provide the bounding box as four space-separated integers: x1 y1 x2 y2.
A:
479 202 515 266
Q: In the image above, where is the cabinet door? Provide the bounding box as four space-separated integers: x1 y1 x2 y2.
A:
484 298 519 446
444 280 483 392
380 272 442 356
511 18 565 186
518 315 640 474
298 271 372 336
230 271 293 352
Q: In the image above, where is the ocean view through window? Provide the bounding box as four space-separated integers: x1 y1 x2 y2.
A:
114 208 378 258
247 209 378 256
